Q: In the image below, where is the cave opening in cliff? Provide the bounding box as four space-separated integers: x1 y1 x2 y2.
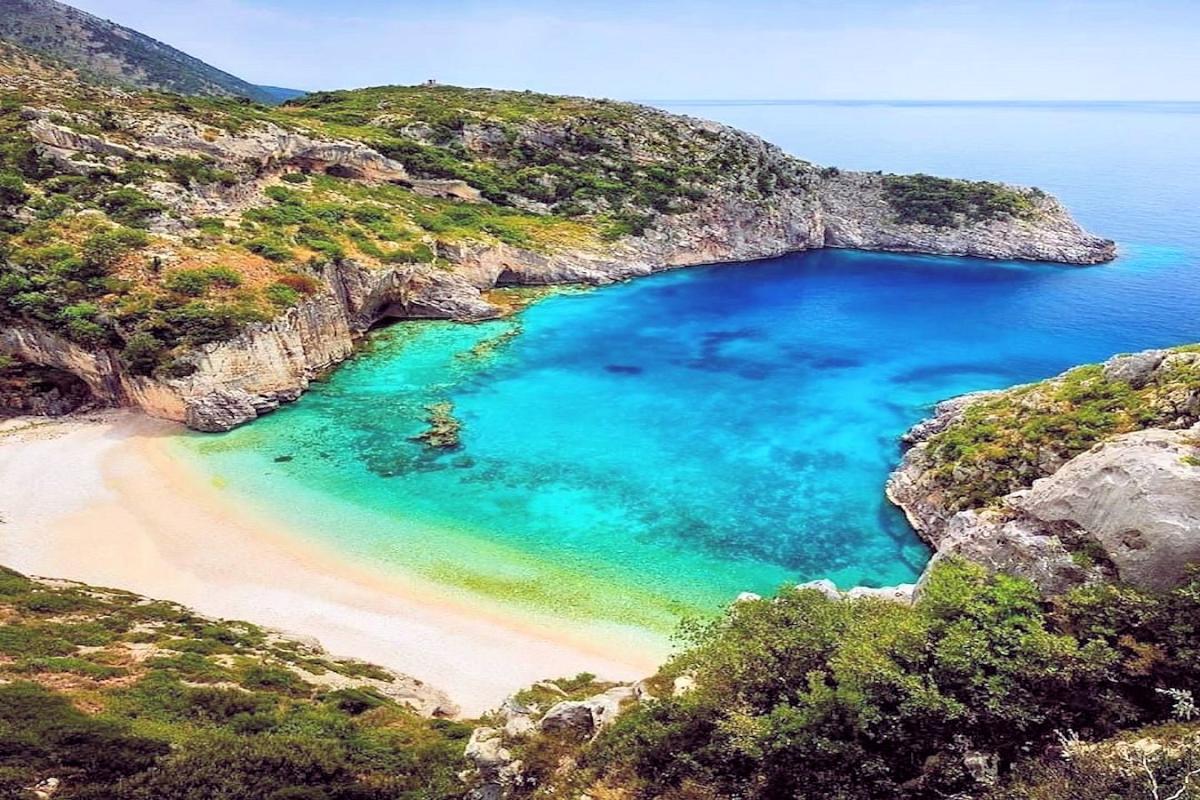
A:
0 357 98 418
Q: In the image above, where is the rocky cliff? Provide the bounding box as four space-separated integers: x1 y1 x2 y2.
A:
888 347 1200 594
0 40 1115 430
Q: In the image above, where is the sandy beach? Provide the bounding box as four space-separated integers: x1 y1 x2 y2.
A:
0 411 665 716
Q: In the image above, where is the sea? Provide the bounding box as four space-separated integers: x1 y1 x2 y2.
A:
176 100 1200 641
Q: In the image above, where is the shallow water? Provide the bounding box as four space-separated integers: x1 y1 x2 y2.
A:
179 101 1200 636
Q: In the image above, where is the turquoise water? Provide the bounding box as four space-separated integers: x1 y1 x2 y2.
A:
180 101 1200 635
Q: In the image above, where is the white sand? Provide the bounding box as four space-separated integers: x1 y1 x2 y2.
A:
0 412 664 716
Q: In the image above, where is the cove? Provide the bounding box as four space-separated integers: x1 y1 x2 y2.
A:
176 244 1199 638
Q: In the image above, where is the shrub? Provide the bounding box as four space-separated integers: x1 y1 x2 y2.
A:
0 682 168 785
265 283 302 307
574 560 1200 800
165 265 244 296
164 270 211 296
247 237 295 262
98 187 166 227
384 243 435 264
882 174 1035 228
166 156 237 187
121 331 166 375
81 227 149 269
0 171 29 206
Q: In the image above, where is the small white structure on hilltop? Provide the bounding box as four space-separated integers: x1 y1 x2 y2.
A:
423 79 438 87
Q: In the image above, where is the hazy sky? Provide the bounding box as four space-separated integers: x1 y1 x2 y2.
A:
68 0 1199 100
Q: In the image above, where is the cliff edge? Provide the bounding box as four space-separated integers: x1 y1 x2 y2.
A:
0 41 1114 430
888 346 1200 593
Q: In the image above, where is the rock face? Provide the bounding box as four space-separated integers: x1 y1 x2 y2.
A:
890 348 1200 594
1 70 1116 431
1014 429 1200 590
0 360 93 417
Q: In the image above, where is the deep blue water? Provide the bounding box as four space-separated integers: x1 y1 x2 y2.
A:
182 102 1200 632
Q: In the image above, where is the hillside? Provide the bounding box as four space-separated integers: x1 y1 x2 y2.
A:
0 566 470 799
0 38 1113 430
0 0 290 104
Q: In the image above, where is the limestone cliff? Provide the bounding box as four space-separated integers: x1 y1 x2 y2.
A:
888 347 1200 593
0 40 1115 430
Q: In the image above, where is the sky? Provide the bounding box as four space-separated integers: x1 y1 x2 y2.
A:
67 0 1200 101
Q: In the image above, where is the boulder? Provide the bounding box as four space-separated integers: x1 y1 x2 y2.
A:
539 686 639 736
1014 428 1200 590
184 389 259 432
1102 349 1169 389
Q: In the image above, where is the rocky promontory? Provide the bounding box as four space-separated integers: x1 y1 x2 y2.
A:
0 41 1115 430
888 346 1200 594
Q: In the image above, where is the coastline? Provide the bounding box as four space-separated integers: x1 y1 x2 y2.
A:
0 412 666 716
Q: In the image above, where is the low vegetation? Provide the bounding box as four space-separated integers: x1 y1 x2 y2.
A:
509 559 1200 800
923 348 1200 511
0 567 469 799
882 173 1038 228
278 85 806 218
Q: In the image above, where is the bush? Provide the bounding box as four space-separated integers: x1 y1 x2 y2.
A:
265 283 302 307
164 266 243 296
164 270 212 296
576 560 1200 800
81 227 148 269
882 174 1035 228
121 331 166 375
0 171 29 206
247 237 295 262
166 156 238 187
0 682 168 786
98 187 166 228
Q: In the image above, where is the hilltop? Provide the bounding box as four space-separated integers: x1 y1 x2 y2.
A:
0 0 293 104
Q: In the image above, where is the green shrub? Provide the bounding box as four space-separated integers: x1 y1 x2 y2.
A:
883 174 1035 228
573 560 1200 800
0 171 29 206
164 266 243 296
0 682 168 786
98 187 166 227
166 155 238 187
121 331 167 375
247 237 295 262
164 270 211 296
239 663 311 696
265 283 301 307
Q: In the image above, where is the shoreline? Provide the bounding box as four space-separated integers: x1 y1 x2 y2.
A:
0 411 666 716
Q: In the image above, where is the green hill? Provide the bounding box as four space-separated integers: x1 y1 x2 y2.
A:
0 0 295 104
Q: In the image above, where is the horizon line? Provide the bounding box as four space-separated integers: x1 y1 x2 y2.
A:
633 98 1200 105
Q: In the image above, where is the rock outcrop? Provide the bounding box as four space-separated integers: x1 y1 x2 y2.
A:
819 171 1115 264
889 347 1200 594
463 680 647 800
1 52 1117 431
